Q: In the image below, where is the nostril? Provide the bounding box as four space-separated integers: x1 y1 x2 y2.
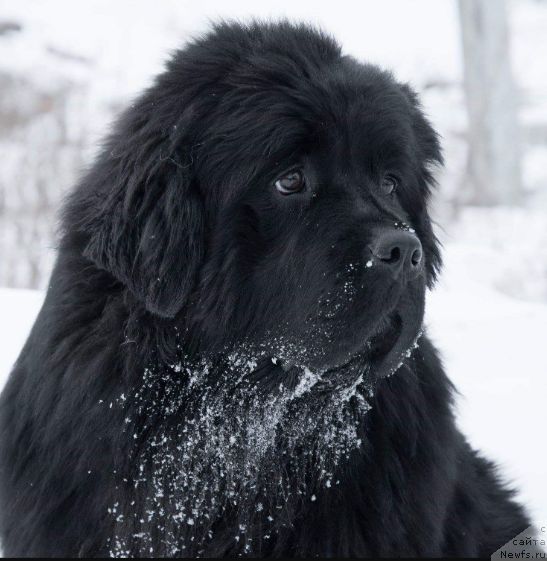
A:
411 248 422 267
382 246 401 265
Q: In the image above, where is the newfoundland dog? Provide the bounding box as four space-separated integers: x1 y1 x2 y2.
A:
0 21 531 558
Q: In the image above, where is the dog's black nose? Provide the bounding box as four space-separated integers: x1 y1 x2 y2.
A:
369 229 423 278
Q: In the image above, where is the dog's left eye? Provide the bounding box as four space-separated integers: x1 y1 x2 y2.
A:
381 176 398 196
275 170 305 195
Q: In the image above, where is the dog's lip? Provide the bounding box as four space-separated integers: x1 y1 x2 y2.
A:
317 309 420 377
368 307 423 378
369 313 403 365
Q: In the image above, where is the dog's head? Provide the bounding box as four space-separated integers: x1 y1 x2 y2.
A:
76 21 442 377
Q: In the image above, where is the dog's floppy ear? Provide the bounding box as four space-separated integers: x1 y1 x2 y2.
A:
81 106 205 319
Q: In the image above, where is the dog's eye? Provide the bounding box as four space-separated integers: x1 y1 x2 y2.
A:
381 175 398 196
275 170 305 195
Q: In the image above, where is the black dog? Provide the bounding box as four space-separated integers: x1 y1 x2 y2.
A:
0 21 530 558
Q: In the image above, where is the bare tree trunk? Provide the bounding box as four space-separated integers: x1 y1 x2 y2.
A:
458 0 522 206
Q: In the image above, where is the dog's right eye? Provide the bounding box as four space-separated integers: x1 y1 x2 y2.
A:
275 170 305 195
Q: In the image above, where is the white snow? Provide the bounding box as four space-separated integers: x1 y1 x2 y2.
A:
293 368 321 398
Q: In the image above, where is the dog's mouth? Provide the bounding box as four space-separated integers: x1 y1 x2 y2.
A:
367 307 422 378
369 313 403 363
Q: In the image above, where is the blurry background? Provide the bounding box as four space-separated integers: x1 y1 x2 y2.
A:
0 0 546 528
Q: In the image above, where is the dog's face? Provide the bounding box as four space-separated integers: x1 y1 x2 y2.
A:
188 36 442 378
80 22 442 379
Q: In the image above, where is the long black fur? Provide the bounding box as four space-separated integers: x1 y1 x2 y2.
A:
0 21 530 558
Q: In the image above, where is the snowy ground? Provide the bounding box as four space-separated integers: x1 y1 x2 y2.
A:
0 288 44 382
426 243 547 526
0 239 546 529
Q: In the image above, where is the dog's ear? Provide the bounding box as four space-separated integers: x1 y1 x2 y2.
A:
81 108 205 319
